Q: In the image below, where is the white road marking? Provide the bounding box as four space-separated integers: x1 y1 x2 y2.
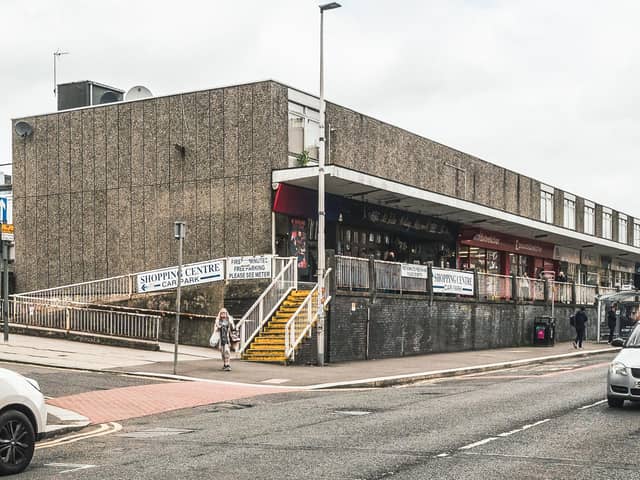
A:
459 437 497 450
45 463 96 474
578 399 607 410
435 453 449 457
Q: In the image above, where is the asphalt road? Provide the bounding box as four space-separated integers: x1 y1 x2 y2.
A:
13 353 640 479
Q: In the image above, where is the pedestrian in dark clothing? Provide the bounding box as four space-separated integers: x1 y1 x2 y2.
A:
607 305 617 344
573 307 588 349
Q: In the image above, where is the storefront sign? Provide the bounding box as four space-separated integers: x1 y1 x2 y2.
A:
137 260 225 293
227 255 272 280
553 246 580 264
401 263 429 279
459 229 554 259
432 268 474 296
612 258 635 273
580 250 600 267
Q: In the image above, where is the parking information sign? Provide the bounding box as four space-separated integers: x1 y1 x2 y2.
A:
227 255 272 280
136 260 224 293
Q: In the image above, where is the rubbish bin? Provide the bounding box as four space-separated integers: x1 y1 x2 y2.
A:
533 316 555 346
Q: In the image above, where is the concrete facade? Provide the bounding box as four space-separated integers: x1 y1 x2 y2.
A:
13 81 288 292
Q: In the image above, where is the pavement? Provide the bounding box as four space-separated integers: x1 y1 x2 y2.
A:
0 334 619 434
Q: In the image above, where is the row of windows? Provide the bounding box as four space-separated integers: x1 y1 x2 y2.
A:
541 187 640 247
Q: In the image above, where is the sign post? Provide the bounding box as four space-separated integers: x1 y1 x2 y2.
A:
173 221 186 375
1 224 13 343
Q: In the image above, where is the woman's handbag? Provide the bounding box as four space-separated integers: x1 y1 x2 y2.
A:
230 329 241 343
209 330 220 348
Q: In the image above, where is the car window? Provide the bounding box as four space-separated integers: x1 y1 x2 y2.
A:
626 324 640 347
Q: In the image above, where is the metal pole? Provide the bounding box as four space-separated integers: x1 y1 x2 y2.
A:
2 241 8 342
53 52 56 98
317 7 326 367
173 222 185 375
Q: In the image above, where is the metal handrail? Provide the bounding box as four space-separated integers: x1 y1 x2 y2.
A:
284 269 332 361
237 257 297 354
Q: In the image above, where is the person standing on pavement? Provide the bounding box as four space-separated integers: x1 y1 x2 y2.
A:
607 304 617 344
573 306 588 349
212 308 238 371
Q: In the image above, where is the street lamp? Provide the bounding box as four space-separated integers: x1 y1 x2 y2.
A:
317 1 341 367
173 221 186 375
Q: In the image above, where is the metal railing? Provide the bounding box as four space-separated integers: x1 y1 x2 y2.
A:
237 257 297 354
478 273 512 300
335 255 369 290
16 274 136 304
284 269 332 361
575 284 597 305
374 260 402 292
6 297 160 342
599 286 618 298
553 281 573 304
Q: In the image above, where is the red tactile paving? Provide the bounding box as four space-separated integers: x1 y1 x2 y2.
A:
48 382 296 424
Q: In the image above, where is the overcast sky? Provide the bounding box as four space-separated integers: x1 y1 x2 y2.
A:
2 0 639 217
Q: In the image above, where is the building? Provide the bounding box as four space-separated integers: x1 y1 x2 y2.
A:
9 79 640 361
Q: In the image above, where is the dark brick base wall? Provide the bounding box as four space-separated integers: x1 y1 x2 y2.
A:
328 293 596 362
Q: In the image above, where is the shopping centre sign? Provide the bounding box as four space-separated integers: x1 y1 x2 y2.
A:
432 268 474 296
137 260 225 293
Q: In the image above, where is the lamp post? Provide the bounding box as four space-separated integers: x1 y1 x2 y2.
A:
317 1 341 367
173 221 186 375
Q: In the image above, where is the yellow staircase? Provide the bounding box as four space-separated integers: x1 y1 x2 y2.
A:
242 290 312 363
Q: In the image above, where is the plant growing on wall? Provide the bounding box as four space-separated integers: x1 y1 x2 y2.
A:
296 150 310 167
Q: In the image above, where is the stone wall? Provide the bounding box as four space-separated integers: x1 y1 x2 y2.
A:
12 81 288 292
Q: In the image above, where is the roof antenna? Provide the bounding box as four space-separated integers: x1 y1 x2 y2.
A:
53 50 69 101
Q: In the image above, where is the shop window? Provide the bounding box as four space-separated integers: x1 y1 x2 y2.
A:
563 194 575 230
602 209 612 240
618 215 627 244
540 186 554 223
634 221 640 248
583 201 595 235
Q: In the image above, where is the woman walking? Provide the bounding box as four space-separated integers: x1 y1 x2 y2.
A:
212 308 239 371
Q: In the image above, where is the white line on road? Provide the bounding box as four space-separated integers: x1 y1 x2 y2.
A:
45 463 96 474
459 437 498 450
578 399 607 410
37 422 122 450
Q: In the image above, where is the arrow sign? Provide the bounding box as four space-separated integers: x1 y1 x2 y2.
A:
136 259 225 294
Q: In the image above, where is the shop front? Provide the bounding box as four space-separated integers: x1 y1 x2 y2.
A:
457 228 556 277
272 183 458 279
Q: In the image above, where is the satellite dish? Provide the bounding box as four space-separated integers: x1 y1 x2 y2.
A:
125 85 153 101
14 121 33 139
99 91 120 104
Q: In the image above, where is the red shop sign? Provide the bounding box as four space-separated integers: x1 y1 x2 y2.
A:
459 228 554 258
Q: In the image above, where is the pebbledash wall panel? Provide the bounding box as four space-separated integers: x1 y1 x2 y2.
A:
12 81 288 292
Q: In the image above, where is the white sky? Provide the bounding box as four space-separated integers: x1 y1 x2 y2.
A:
2 0 639 217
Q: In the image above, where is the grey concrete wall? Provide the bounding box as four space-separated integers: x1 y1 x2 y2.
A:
329 294 595 362
12 81 288 292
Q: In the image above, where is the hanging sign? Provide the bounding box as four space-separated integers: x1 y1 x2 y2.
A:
136 260 225 293
400 263 429 279
432 268 474 296
226 255 272 280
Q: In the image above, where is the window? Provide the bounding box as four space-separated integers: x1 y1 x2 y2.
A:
583 201 595 235
563 193 575 229
618 215 628 244
540 185 554 223
634 221 640 248
288 102 320 165
602 208 612 240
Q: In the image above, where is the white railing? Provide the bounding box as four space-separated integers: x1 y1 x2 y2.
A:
284 269 332 361
374 260 402 291
16 273 136 304
6 297 160 342
553 281 572 304
478 273 512 300
600 286 618 298
514 278 545 301
335 256 369 290
575 284 597 305
237 257 297 354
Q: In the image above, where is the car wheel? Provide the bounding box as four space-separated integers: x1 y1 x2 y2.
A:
0 410 35 476
607 396 625 408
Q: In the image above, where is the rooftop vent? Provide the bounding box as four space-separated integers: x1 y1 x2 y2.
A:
57 81 124 111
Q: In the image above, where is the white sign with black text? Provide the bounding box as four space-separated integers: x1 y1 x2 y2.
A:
432 268 474 296
136 260 225 293
227 255 272 280
400 263 430 279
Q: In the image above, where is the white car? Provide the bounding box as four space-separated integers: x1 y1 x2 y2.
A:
0 368 47 475
607 323 640 408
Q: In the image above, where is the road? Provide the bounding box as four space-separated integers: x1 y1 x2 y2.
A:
7 353 640 479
